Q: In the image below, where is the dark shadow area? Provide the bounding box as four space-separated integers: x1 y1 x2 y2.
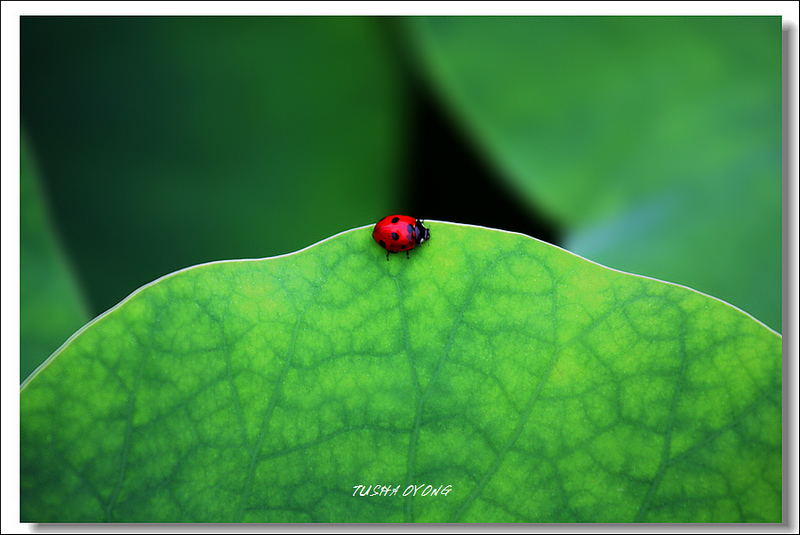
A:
406 82 562 246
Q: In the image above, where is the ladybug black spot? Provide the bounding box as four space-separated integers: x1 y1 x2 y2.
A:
379 240 386 248
400 244 407 250
391 232 399 241
391 217 400 224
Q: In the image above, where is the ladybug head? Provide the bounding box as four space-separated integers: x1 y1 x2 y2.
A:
416 220 430 244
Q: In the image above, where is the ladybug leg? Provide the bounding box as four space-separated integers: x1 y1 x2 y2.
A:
386 251 390 261
406 250 410 259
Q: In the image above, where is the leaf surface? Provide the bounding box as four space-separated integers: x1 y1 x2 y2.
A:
21 223 781 523
406 16 781 331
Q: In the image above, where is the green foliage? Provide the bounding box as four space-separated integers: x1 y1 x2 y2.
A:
19 16 783 524
21 16 403 316
407 16 782 332
20 17 782 382
21 223 781 523
20 135 89 381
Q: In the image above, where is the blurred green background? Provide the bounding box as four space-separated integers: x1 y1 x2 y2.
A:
20 16 782 382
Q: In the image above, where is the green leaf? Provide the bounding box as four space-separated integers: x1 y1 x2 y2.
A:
20 134 90 382
406 16 782 331
21 223 781 523
21 17 404 314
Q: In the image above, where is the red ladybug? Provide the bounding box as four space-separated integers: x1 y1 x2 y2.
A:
372 215 430 260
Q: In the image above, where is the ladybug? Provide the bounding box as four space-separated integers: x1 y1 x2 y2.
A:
372 215 430 260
